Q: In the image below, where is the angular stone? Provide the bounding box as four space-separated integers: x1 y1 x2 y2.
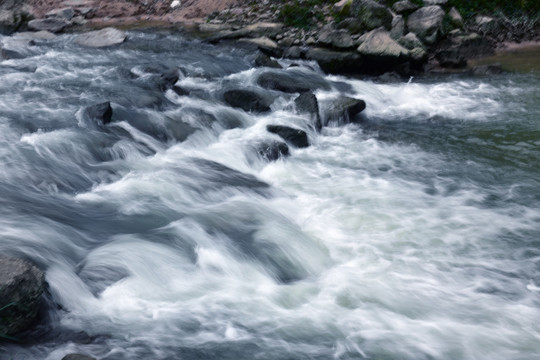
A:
267 125 309 148
435 48 466 68
76 27 126 47
323 96 366 125
357 29 409 58
46 7 75 20
448 7 463 28
237 36 282 57
295 92 321 131
223 88 275 112
407 5 445 45
255 52 282 68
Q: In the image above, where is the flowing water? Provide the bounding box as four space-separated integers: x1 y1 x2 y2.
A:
0 30 539 360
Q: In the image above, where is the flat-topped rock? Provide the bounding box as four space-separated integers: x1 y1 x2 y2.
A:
76 27 126 47
28 18 70 33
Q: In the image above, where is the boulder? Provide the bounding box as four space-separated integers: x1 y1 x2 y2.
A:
448 7 463 28
84 102 113 125
409 47 428 64
295 92 321 131
0 256 45 336
336 17 365 34
334 0 353 17
317 26 354 49
13 31 56 41
223 88 275 112
304 47 362 74
45 7 75 20
256 140 290 161
435 48 466 68
257 70 331 93
392 0 419 14
237 36 283 58
323 96 366 125
255 52 282 68
267 125 309 148
390 15 405 40
350 0 393 31
27 18 69 33
1 47 27 60
398 32 424 50
407 6 445 45
61 354 97 360
0 1 33 34
76 27 127 48
357 29 410 72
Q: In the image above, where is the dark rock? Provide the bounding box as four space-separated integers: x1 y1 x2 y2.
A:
255 52 282 68
27 18 69 33
1 47 25 60
45 7 75 20
470 63 503 76
0 256 45 336
257 70 330 93
158 69 179 90
76 27 126 47
61 354 97 360
84 102 113 125
448 7 464 28
206 22 283 43
256 140 290 161
283 46 303 59
323 96 366 126
172 85 190 96
237 36 283 58
304 47 362 74
350 0 393 31
407 6 445 45
435 48 466 68
223 88 275 112
392 0 419 14
164 117 198 142
377 71 403 83
356 29 410 73
267 125 309 148
448 33 494 59
294 92 321 131
0 1 33 35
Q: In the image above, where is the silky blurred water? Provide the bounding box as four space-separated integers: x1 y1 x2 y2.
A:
0 30 539 360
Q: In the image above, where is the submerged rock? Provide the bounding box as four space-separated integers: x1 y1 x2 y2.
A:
84 102 113 125
223 88 275 112
256 140 290 161
267 125 309 148
0 256 45 336
45 7 75 21
76 27 126 48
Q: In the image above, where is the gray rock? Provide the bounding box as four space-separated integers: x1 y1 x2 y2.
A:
295 92 321 131
323 96 366 126
255 140 290 161
304 47 361 74
0 1 33 34
448 7 463 28
350 0 393 31
409 47 428 63
257 70 331 93
398 32 424 50
223 88 275 112
357 29 409 59
435 48 466 68
283 46 303 59
255 52 282 68
76 27 126 48
62 354 97 360
318 28 355 49
84 102 113 125
267 125 309 148
0 256 45 336
45 7 75 20
207 22 283 43
392 0 419 14
28 18 69 33
237 36 282 57
390 15 405 40
407 5 446 45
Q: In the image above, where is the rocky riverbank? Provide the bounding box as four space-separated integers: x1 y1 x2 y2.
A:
1 0 539 78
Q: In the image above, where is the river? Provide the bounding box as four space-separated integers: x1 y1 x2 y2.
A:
1 30 539 360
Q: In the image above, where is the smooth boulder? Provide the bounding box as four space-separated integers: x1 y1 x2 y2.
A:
407 6 445 45
267 125 309 148
0 256 45 336
76 27 126 48
223 88 275 112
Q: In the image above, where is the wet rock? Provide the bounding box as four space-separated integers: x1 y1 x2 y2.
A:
28 18 69 33
164 117 198 142
377 71 403 83
334 0 353 17
45 7 75 21
255 52 281 68
295 92 321 131
350 0 393 31
223 88 275 112
61 354 97 360
304 47 361 74
207 22 283 43
0 256 45 336
256 140 290 161
267 125 309 148
257 70 331 93
392 0 419 14
237 36 282 57
172 85 190 96
435 48 466 68
323 96 366 125
84 102 113 125
357 29 410 73
157 68 179 91
76 27 127 48
407 6 445 45
390 15 405 40
448 7 463 28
